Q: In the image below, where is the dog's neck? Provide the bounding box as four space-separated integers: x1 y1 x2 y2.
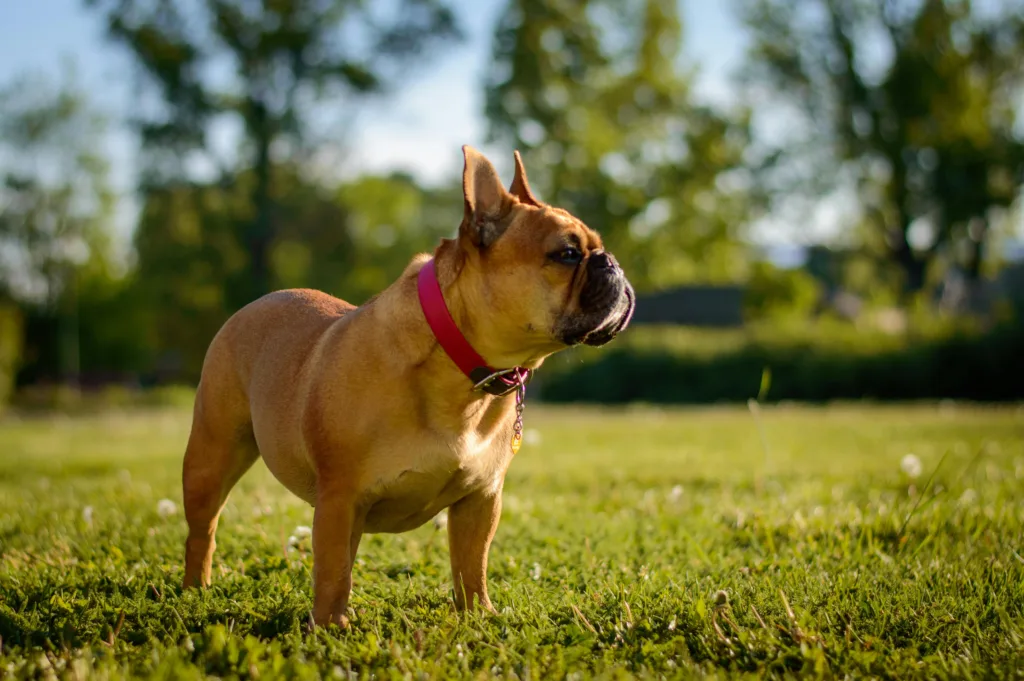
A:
354 243 546 436
431 240 553 371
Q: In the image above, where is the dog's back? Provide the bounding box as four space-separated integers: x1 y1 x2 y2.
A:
211 289 354 389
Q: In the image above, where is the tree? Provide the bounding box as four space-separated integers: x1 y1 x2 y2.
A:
485 0 753 290
87 0 461 303
737 0 1024 297
0 71 117 385
128 169 457 381
129 179 251 379
336 173 461 302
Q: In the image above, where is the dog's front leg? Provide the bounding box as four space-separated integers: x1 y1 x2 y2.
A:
448 486 503 612
311 491 363 627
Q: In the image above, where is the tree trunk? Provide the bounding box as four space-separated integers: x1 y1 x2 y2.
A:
247 103 274 304
886 147 929 300
58 267 80 389
964 223 986 282
893 242 927 299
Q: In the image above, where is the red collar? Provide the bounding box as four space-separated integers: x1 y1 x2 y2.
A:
417 259 529 396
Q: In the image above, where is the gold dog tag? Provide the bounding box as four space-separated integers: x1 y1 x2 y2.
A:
511 430 522 455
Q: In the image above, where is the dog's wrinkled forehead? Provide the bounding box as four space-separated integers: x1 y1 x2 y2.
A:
530 206 604 250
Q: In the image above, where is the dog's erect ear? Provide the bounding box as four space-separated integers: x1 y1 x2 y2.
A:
509 150 541 207
461 145 513 248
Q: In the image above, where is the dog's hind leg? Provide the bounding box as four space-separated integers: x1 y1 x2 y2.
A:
182 377 259 589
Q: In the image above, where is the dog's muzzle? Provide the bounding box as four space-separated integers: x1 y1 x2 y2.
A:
559 251 635 347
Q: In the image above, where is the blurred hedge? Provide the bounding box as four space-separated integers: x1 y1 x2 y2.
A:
5 319 1021 411
0 303 23 412
11 384 196 415
536 320 1024 404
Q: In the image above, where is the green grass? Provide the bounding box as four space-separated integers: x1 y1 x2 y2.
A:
2 403 1023 679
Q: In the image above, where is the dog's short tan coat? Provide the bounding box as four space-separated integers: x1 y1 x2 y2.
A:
182 147 633 626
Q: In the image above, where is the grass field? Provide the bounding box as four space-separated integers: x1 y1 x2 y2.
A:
1 403 1023 679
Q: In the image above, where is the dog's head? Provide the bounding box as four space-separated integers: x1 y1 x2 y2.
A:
450 146 634 363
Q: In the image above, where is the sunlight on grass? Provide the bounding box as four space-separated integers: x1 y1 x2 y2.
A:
1 404 1023 678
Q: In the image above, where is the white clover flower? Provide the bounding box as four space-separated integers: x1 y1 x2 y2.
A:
530 562 542 581
524 429 542 446
667 485 684 503
294 525 312 538
82 506 94 524
432 511 448 530
901 454 923 479
156 499 177 517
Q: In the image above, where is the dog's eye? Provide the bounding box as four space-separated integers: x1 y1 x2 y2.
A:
553 247 583 265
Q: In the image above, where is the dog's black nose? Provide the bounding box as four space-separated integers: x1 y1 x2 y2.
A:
589 250 618 271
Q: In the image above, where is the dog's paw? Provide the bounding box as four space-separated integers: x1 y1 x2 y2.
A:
307 611 351 632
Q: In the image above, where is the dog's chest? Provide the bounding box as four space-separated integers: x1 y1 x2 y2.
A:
361 427 512 533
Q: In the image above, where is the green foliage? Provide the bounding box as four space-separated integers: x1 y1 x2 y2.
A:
0 70 119 385
744 262 822 321
125 170 459 381
336 174 460 304
129 181 252 379
3 0 1019 399
87 0 461 165
12 384 195 414
70 0 466 380
539 320 1024 403
87 0 462 300
75 269 160 378
0 72 116 306
737 0 1024 295
486 0 753 291
2 405 1023 677
0 302 23 409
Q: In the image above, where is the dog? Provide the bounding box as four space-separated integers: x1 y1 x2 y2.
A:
181 146 634 626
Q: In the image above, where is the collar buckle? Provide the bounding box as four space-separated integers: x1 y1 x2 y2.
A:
470 366 530 396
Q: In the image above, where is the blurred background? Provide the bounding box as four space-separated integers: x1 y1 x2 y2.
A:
0 0 1022 411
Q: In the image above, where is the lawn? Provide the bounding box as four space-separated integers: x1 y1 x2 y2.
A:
1 403 1023 679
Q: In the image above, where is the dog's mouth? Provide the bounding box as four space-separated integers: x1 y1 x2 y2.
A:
580 283 634 347
556 279 635 347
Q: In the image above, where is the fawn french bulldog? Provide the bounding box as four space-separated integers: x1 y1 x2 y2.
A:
182 146 634 626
